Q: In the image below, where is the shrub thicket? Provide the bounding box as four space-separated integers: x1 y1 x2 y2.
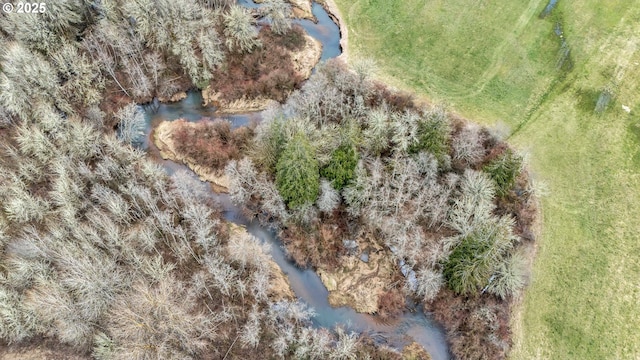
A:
225 60 536 360
261 0 293 35
483 148 523 197
172 119 254 170
224 5 261 53
452 124 485 167
210 26 305 103
408 107 450 161
443 218 515 295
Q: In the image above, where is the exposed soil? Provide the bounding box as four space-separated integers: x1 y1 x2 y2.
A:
317 245 396 314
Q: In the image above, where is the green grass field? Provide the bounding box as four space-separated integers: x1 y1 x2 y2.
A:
334 0 640 358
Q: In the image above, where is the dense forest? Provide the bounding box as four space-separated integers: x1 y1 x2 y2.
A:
0 0 537 359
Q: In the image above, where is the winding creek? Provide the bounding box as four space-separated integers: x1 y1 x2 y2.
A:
140 2 450 358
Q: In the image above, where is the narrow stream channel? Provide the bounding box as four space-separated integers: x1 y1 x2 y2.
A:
239 0 342 60
139 2 450 358
539 0 559 18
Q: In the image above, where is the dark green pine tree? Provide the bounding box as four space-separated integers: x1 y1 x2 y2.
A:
276 133 320 208
321 144 358 191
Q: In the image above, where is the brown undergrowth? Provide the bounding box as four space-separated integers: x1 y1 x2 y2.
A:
429 289 512 360
209 25 307 103
376 281 406 321
172 119 255 171
279 209 351 270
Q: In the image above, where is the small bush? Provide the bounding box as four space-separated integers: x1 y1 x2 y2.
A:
0 288 38 343
115 103 145 146
487 251 527 299
321 144 358 190
92 332 115 360
443 230 494 295
452 124 485 167
261 0 292 36
223 5 260 53
362 108 391 156
276 134 320 208
447 169 496 235
317 180 340 213
414 268 444 303
483 149 523 197
250 113 287 173
443 216 517 295
256 69 297 101
408 113 450 161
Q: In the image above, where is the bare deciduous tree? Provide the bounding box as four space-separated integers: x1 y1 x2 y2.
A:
0 43 67 119
317 180 340 214
414 268 444 303
452 124 485 166
115 103 146 146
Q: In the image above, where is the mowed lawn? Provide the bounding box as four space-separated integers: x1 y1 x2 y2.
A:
334 0 640 358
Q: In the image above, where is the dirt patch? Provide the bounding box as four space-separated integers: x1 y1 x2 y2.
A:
289 0 314 20
317 241 395 314
201 88 278 114
266 259 296 301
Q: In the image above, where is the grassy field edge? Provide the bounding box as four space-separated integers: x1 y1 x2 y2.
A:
334 0 640 358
